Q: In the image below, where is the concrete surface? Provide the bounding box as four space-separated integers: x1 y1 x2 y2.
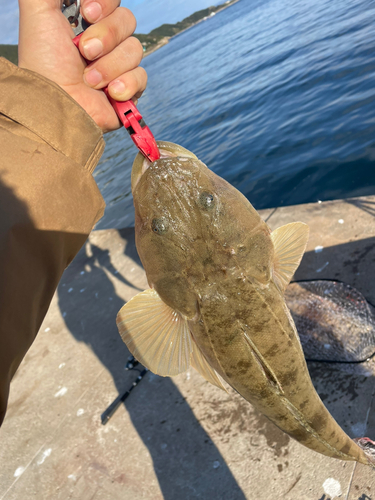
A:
1 196 375 500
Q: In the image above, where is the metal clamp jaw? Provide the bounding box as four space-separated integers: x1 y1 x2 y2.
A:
62 0 89 36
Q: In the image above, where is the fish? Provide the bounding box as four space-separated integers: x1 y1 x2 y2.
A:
285 280 375 364
116 140 375 466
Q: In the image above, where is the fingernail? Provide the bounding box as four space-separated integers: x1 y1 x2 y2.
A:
84 68 102 87
109 80 126 97
83 38 103 60
83 2 102 23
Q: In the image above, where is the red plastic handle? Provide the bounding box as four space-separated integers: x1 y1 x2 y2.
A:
73 34 160 162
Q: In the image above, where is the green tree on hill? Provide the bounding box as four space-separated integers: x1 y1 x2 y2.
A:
0 45 18 65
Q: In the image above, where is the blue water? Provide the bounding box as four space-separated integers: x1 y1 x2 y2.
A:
95 0 375 229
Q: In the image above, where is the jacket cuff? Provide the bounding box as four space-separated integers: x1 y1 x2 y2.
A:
0 57 105 174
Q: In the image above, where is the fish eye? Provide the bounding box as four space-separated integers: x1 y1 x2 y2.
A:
151 217 169 235
199 192 215 210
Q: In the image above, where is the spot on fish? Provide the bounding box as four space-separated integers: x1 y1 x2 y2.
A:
237 360 252 374
265 343 279 357
152 217 169 235
299 399 309 410
310 412 326 433
198 192 215 210
280 367 298 385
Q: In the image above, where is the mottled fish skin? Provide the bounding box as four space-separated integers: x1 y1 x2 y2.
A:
124 141 373 466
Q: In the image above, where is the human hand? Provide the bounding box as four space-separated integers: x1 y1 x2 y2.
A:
18 0 147 132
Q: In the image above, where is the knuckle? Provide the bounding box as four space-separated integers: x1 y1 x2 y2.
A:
107 23 119 44
127 36 144 63
121 8 137 33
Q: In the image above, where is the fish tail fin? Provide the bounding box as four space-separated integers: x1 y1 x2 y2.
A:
353 437 375 467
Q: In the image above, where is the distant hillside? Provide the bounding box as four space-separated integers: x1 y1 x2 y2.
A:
0 45 17 65
134 0 239 54
0 0 239 63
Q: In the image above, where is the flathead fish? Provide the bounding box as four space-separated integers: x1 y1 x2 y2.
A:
117 141 375 466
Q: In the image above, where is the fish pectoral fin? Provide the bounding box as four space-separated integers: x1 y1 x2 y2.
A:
271 222 309 292
190 343 227 391
116 288 192 376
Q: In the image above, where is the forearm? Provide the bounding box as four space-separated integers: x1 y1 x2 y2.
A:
0 58 106 423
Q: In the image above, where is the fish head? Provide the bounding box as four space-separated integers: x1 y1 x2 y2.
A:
131 141 274 318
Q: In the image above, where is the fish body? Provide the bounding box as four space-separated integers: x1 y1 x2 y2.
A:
117 141 374 466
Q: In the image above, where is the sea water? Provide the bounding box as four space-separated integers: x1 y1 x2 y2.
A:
94 0 375 229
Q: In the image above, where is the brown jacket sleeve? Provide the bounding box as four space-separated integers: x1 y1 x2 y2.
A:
0 58 106 424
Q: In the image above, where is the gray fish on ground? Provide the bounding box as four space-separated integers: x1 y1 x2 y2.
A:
117 141 375 467
285 280 375 364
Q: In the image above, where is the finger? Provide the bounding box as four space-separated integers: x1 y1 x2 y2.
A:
79 8 136 61
81 0 121 24
83 36 143 89
107 66 148 101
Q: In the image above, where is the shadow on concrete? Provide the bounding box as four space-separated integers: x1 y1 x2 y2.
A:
294 236 375 305
345 198 375 218
0 178 90 426
57 235 247 500
58 229 375 496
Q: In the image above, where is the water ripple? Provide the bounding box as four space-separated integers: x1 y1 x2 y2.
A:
95 0 375 229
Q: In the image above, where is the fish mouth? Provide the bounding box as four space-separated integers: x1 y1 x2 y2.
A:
131 141 198 191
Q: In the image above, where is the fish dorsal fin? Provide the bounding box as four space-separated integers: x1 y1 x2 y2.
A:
190 343 227 391
116 288 192 376
271 222 309 292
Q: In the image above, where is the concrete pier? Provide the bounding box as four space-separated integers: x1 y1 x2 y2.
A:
1 195 375 499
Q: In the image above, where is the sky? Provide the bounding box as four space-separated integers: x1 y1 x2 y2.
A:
0 0 222 45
